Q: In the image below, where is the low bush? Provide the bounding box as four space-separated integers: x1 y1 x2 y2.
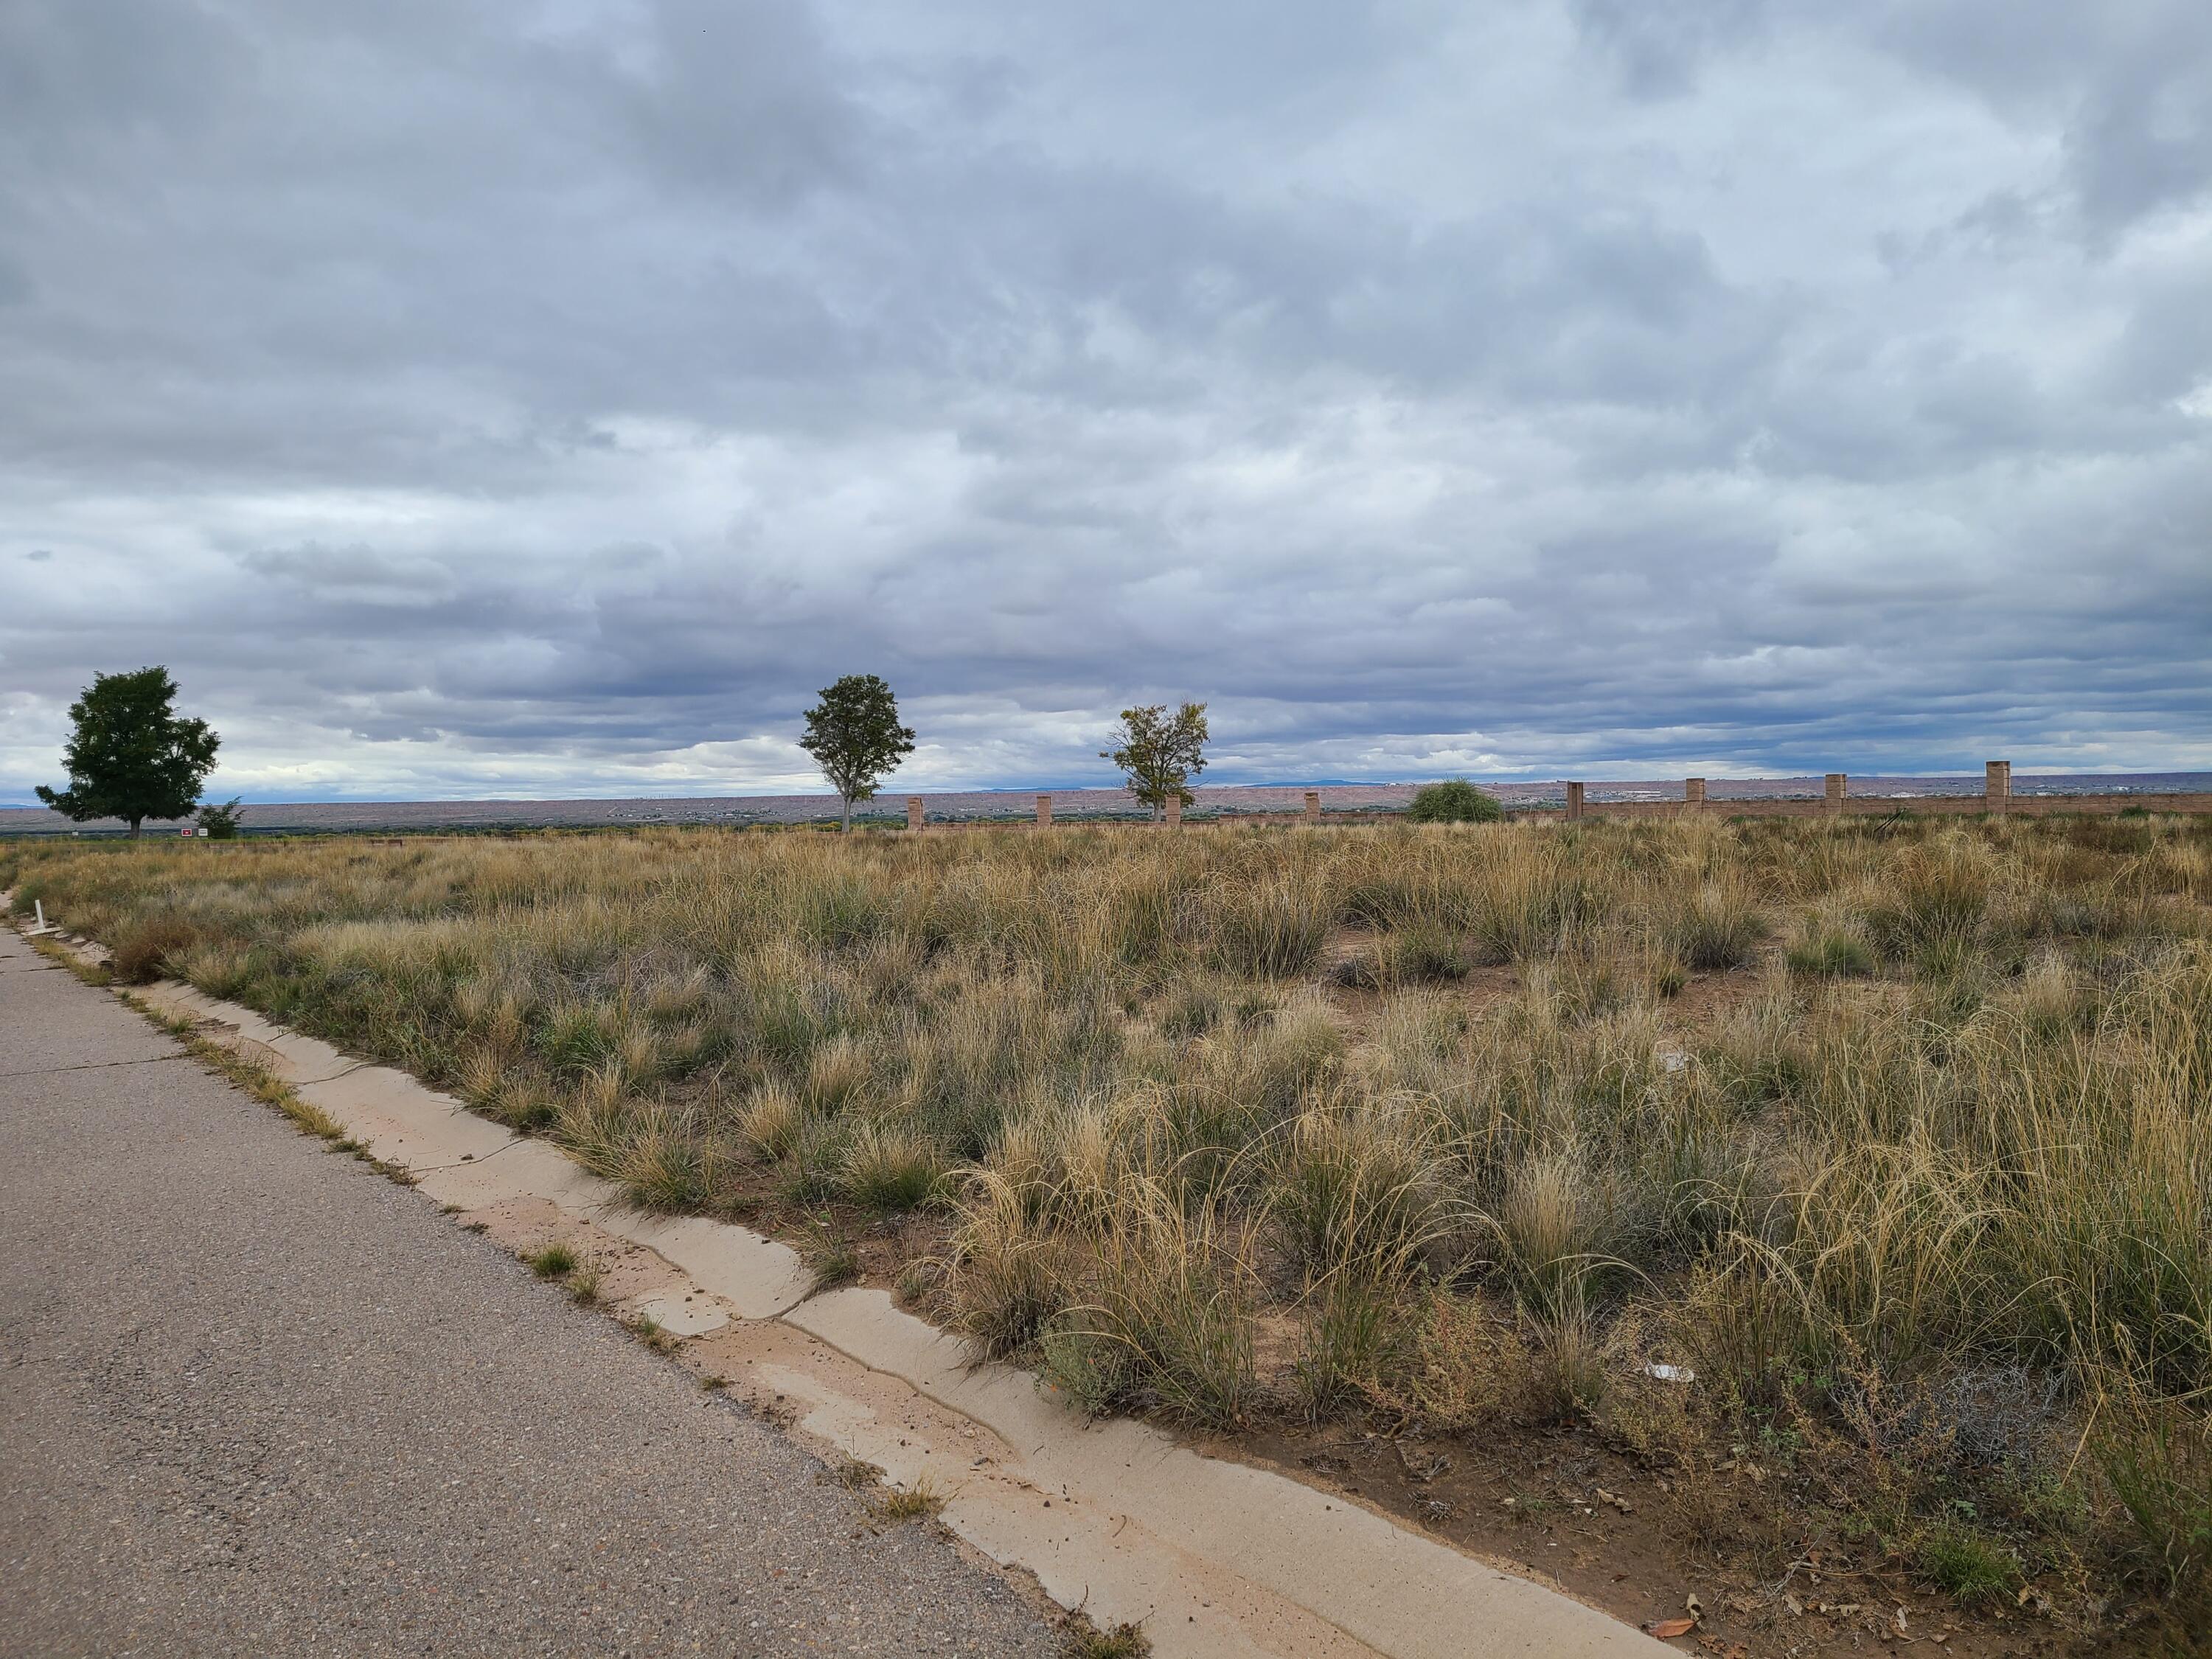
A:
1405 779 1504 825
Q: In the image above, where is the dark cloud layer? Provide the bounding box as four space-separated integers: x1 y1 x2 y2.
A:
1 0 2207 801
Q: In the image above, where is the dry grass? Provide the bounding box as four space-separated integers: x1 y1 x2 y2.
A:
10 811 2212 1620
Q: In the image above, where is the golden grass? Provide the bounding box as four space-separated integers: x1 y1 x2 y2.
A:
9 812 2212 1613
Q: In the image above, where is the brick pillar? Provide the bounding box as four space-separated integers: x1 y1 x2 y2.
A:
1303 790 1321 823
1986 760 2011 815
905 796 924 832
1035 794 1052 828
1164 796 1181 828
1685 777 1706 812
1565 782 1585 821
1825 773 1846 815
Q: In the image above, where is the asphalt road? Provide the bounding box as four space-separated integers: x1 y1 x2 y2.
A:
0 927 1060 1658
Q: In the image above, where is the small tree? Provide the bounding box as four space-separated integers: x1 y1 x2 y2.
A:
1405 779 1503 824
799 673 917 831
1100 702 1208 819
195 796 246 840
36 667 221 838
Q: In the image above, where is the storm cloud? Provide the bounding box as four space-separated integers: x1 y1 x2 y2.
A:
2 0 2207 801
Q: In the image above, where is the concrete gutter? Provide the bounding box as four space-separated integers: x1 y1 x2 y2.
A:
19 913 1663 1659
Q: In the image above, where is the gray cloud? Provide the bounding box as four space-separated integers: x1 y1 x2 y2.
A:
1 0 2208 804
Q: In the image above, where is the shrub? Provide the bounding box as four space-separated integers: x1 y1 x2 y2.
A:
1405 779 1504 825
1358 1290 1513 1431
195 796 245 839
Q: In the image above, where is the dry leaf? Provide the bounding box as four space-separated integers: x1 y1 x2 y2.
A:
1643 1615 1697 1639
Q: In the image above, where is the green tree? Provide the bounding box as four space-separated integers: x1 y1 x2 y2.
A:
36 667 221 838
799 673 917 830
1405 778 1503 824
1100 701 1208 818
195 796 246 840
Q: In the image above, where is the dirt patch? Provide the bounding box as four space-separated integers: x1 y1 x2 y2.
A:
1227 1416 2073 1659
1654 962 1774 1032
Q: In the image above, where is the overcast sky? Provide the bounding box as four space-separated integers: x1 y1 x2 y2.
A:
3 1 2208 803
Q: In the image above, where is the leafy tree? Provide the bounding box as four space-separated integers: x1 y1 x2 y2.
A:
799 673 917 830
1405 778 1503 824
1100 701 1208 818
195 796 246 840
36 667 221 838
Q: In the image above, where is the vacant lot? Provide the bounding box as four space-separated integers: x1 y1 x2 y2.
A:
9 815 2210 1649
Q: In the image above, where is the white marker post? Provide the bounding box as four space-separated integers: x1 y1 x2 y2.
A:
26 900 59 936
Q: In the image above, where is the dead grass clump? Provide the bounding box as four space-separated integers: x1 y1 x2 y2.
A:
111 914 201 984
1356 1289 1517 1432
872 1471 950 1523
